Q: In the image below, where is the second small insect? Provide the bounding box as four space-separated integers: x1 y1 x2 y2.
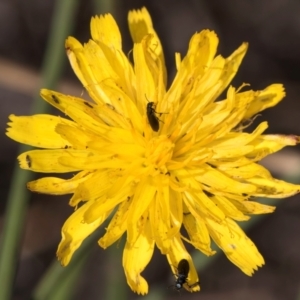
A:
170 259 199 292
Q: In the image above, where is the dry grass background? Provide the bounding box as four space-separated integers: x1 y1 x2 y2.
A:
1 0 300 299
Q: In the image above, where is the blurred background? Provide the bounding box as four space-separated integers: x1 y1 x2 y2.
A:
1 0 300 299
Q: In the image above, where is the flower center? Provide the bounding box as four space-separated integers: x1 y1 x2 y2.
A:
145 135 174 173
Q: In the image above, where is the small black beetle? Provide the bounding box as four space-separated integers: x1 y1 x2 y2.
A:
146 101 160 132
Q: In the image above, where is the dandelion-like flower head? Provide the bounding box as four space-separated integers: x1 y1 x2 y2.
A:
7 7 300 294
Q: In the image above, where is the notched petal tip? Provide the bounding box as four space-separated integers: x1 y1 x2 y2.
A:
64 36 82 52
127 275 148 295
128 7 156 44
7 114 16 122
128 7 152 27
241 41 249 50
40 88 53 99
17 152 32 170
278 134 300 145
264 134 300 146
244 83 286 119
187 282 201 292
90 13 121 49
5 114 16 136
56 236 72 267
292 135 300 144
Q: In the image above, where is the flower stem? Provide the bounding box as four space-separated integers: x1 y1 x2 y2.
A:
0 0 79 299
32 229 99 300
93 0 116 14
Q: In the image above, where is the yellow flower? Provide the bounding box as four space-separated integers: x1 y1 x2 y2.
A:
6 7 300 295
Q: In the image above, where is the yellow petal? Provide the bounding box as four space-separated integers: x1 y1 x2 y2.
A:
41 89 137 144
123 219 154 295
18 150 89 172
132 41 156 111
128 7 166 85
166 236 200 292
27 170 93 194
219 161 271 180
213 43 248 100
194 166 257 194
244 84 286 119
78 39 133 106
90 13 122 50
57 201 111 266
206 218 264 276
99 196 132 248
40 90 110 134
248 177 300 198
209 123 268 160
91 14 137 103
149 193 171 254
83 175 134 223
211 195 250 221
169 189 183 236
69 170 112 206
128 7 157 43
55 123 94 150
65 36 88 88
185 30 219 74
127 178 157 245
183 213 216 256
230 199 276 215
168 30 219 107
184 190 226 224
6 114 72 148
249 134 300 160
58 153 127 170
